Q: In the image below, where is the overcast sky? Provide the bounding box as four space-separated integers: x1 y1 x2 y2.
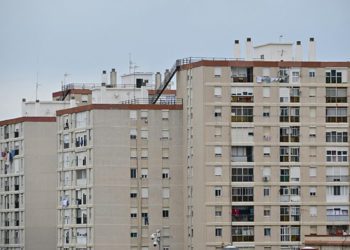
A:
0 0 349 120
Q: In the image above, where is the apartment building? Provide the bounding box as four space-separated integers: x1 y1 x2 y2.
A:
0 116 57 250
55 102 184 250
172 38 350 250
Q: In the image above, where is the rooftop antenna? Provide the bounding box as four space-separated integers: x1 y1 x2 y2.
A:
35 72 40 101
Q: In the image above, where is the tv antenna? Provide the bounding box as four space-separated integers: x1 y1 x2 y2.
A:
35 72 40 101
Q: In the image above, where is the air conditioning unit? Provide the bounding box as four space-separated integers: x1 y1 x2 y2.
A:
263 176 270 182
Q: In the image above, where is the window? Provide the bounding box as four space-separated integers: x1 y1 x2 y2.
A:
141 188 149 198
214 107 222 117
130 129 137 139
214 86 222 96
231 87 254 102
264 228 271 236
326 69 343 83
215 146 222 157
130 149 137 159
162 110 169 120
310 186 316 196
214 166 222 176
162 169 170 179
326 131 348 142
141 130 148 139
309 127 316 138
232 206 254 222
215 227 222 237
141 149 148 159
280 147 300 162
81 95 88 103
264 206 271 216
215 206 222 217
232 226 254 242
163 188 170 198
326 87 347 103
214 68 222 78
130 208 137 218
141 168 148 179
280 168 290 182
214 186 222 197
310 206 317 217
309 87 316 97
280 106 300 122
130 168 137 179
326 148 348 162
162 209 169 218
263 147 271 156
263 107 270 117
214 126 222 137
162 130 169 139
309 167 317 177
263 87 270 97
141 110 148 119
130 230 138 238
130 189 137 198
130 111 137 120
232 187 254 202
162 148 169 159
231 106 253 122
326 107 347 122
232 167 253 182
263 187 270 196
309 70 316 78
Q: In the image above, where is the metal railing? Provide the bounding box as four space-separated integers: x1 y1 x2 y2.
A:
121 98 183 105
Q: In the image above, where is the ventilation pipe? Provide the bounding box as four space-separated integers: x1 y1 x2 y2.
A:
110 68 117 87
155 72 162 89
308 37 316 61
234 40 241 59
101 70 107 86
295 41 303 61
246 37 253 60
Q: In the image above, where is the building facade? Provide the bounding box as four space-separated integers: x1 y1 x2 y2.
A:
0 117 57 250
56 103 184 250
174 39 350 250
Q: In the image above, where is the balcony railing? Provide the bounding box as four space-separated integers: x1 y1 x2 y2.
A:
327 215 349 221
326 175 349 182
121 98 183 105
232 155 254 162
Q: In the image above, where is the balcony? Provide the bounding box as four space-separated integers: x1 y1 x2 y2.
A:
231 67 253 83
232 206 254 222
231 96 254 103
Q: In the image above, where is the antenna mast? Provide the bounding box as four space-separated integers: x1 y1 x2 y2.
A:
35 72 39 101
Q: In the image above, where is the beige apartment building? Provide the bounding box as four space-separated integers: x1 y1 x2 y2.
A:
0 116 57 250
173 38 350 250
55 103 184 250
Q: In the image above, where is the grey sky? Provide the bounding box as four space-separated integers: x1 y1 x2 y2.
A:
0 0 349 120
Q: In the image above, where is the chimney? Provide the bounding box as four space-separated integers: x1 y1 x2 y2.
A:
155 72 162 89
234 40 241 59
246 37 253 60
295 41 303 61
110 68 117 87
101 70 107 86
308 37 316 61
